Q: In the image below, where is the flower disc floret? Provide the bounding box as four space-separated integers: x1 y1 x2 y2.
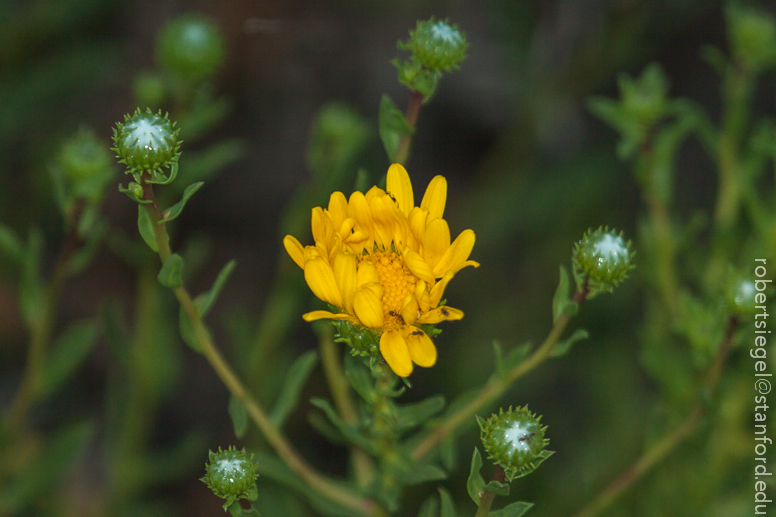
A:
200 446 258 509
479 406 549 481
112 108 181 174
573 227 634 287
401 18 468 72
284 164 478 377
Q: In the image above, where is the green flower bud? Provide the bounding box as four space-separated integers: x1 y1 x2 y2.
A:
127 182 145 200
112 108 181 175
156 15 226 82
478 406 550 481
57 129 113 201
400 18 468 72
727 6 776 72
726 273 757 316
573 227 634 289
200 446 258 510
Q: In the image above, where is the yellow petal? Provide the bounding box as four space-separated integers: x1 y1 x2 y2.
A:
365 186 387 203
349 191 374 239
404 326 437 367
386 163 414 215
311 207 326 244
402 248 435 284
333 252 357 313
417 306 464 324
400 294 420 325
408 206 429 243
303 310 351 322
339 217 355 238
415 280 430 313
327 191 349 229
421 176 447 220
422 218 451 269
304 257 343 307
380 329 413 377
369 195 396 247
450 260 480 275
432 229 475 278
283 235 305 269
429 270 455 308
353 285 384 328
357 260 379 287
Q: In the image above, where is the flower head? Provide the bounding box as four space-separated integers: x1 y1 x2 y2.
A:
285 164 478 377
573 227 634 290
478 406 551 481
112 108 181 175
200 446 258 510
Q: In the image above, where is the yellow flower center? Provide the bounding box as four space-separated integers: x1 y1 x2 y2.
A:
363 251 417 324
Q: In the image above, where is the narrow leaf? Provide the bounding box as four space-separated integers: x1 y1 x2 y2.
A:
551 329 589 357
0 223 23 262
160 181 204 224
310 398 375 452
467 447 486 506
138 205 158 252
146 160 178 185
552 265 570 323
439 488 456 517
440 434 456 471
489 501 534 517
229 396 249 438
379 94 413 160
396 395 445 432
195 260 236 317
400 462 447 485
417 494 439 517
38 320 99 395
19 228 44 325
157 253 184 288
270 350 319 428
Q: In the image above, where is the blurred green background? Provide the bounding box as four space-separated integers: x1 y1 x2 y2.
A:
0 0 768 515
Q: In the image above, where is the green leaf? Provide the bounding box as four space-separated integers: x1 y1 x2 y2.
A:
0 223 23 262
68 220 107 275
270 350 319 428
0 421 93 514
492 342 532 380
37 320 100 395
552 265 571 323
396 395 445 432
379 94 413 160
310 398 375 452
146 160 178 184
417 494 439 517
182 140 245 184
159 181 204 224
439 488 456 517
195 260 236 317
179 304 203 352
229 396 249 439
399 461 447 485
467 447 486 505
489 501 534 517
252 452 365 517
157 253 184 288
344 353 377 404
138 205 159 252
19 228 44 325
551 329 589 357
484 480 510 496
439 434 456 471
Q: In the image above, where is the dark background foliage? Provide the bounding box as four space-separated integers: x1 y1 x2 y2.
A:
0 0 767 515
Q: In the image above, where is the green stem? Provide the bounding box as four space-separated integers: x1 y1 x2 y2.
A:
474 465 505 517
392 90 424 165
317 324 375 487
140 179 381 516
412 280 590 460
572 316 736 517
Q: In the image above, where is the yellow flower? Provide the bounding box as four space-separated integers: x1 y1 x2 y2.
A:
284 164 478 377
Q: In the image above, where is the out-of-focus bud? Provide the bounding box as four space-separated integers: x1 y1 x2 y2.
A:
133 71 167 109
57 128 113 202
727 6 776 72
573 227 635 291
156 15 226 82
400 18 468 73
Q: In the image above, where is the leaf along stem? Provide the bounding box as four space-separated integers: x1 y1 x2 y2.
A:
572 316 737 517
139 177 381 517
412 279 590 461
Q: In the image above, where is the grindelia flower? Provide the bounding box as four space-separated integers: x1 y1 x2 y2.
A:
284 164 478 377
